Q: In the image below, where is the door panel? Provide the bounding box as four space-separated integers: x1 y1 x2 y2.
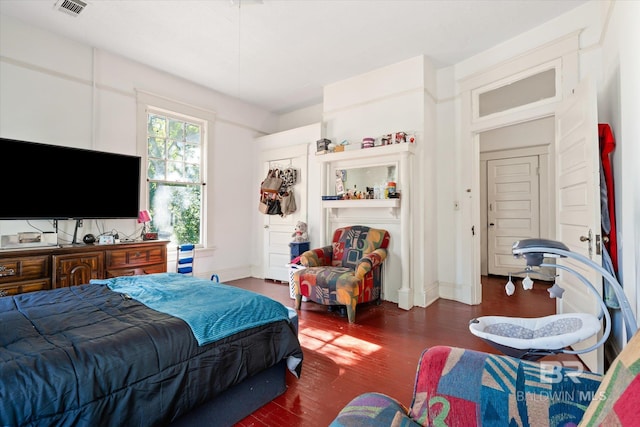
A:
487 156 539 276
555 77 603 373
263 155 307 282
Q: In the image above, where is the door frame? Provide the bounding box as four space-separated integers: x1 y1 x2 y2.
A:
459 33 580 305
480 146 552 276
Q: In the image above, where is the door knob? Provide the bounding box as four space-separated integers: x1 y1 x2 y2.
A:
579 235 591 242
489 223 495 227
264 225 269 229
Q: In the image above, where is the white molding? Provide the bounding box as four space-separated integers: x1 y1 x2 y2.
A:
457 32 580 307
459 31 581 91
255 122 322 148
316 143 416 163
322 199 399 208
260 143 309 162
438 281 475 305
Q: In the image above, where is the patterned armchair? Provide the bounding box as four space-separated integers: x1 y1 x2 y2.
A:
330 329 640 426
293 225 390 323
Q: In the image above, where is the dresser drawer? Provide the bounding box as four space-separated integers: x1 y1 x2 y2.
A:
106 263 167 278
106 246 165 269
0 255 49 284
0 279 51 296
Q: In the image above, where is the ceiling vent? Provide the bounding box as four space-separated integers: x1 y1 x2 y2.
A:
55 0 87 17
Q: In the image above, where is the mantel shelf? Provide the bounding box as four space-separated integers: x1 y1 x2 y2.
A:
316 143 416 163
322 199 400 208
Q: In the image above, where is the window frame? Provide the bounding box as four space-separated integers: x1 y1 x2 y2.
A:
136 91 215 249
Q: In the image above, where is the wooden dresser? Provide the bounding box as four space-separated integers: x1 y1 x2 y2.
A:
0 240 168 296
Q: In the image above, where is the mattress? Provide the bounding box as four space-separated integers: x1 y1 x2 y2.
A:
0 276 303 426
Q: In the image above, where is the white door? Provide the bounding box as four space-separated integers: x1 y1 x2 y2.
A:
262 154 307 283
555 77 603 373
487 156 540 276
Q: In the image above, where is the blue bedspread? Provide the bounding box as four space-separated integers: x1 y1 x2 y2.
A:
91 272 290 346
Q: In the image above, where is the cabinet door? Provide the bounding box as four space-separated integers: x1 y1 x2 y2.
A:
53 252 104 288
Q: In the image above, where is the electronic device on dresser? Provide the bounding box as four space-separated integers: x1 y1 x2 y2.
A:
0 137 141 220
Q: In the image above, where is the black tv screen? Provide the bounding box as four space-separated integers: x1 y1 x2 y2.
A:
1 138 141 219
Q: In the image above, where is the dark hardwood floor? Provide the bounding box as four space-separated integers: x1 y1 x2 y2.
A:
227 275 583 427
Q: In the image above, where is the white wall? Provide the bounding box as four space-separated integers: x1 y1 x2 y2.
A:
0 14 278 281
277 103 323 132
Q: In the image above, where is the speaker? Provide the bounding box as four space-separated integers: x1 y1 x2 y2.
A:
83 234 96 244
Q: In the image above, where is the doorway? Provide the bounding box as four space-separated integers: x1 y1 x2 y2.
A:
486 155 540 276
261 145 308 283
479 118 554 277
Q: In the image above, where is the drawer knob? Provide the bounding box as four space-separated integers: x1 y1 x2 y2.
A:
0 265 16 277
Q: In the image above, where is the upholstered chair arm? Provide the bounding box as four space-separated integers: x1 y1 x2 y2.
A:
330 392 420 427
300 246 333 267
355 248 387 279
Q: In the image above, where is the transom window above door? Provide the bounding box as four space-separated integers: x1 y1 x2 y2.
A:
472 62 560 121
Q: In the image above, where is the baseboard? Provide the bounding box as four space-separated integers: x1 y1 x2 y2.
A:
195 265 252 283
439 280 476 305
413 282 440 307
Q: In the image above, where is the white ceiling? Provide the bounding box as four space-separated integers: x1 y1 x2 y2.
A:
0 0 588 114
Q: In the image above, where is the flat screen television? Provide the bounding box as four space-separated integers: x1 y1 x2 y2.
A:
0 137 141 220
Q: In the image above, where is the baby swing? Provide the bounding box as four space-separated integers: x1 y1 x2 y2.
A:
469 238 637 361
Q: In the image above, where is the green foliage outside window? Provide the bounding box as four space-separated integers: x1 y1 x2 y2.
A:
148 182 201 246
146 112 204 246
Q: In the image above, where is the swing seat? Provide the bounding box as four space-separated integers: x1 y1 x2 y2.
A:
469 313 601 360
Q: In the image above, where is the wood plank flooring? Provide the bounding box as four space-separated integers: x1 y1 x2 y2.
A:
227 275 583 427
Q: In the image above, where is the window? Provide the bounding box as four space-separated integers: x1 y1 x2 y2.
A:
478 68 556 117
145 109 205 246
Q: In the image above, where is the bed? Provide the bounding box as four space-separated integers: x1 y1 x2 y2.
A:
0 273 303 426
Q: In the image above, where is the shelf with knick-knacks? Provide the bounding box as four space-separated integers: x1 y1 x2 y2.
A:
316 141 416 163
318 143 411 216
322 164 401 211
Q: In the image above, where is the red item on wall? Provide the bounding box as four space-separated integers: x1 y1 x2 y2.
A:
599 123 617 274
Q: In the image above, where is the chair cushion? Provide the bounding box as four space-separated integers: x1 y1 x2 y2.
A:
296 265 381 306
331 226 390 269
579 330 640 426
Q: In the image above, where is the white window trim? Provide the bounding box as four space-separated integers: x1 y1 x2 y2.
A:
135 90 216 248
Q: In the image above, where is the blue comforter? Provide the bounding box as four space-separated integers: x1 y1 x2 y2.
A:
91 272 290 346
1 275 303 426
